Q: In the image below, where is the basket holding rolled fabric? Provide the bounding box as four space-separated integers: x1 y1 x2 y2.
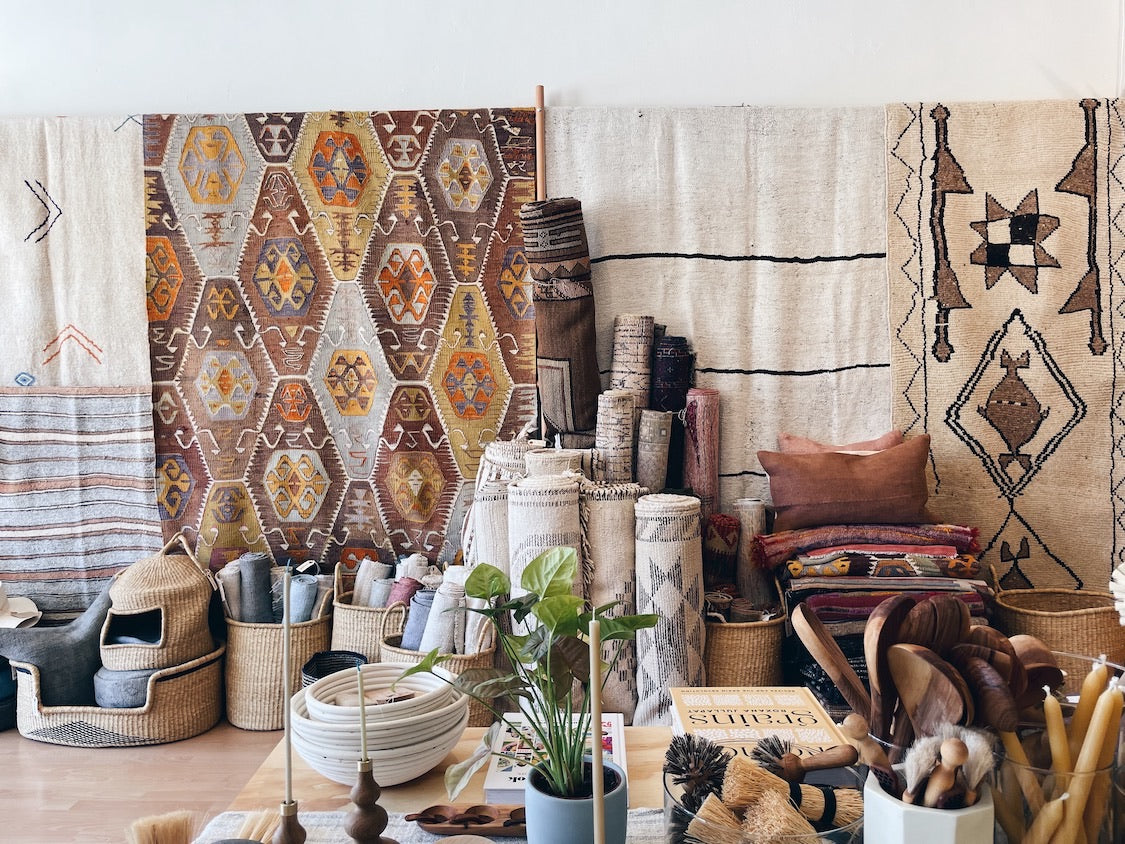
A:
377 601 496 727
329 562 402 662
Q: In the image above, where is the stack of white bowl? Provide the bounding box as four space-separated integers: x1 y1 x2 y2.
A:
291 662 470 785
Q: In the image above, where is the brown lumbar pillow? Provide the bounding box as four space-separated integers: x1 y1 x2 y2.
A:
758 434 932 532
776 429 904 454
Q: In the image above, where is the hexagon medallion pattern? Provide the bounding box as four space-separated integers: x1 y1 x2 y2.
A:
146 110 536 569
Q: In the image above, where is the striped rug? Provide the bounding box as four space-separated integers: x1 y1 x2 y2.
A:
0 388 164 620
546 107 891 509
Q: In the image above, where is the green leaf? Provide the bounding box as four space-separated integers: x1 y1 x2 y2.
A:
597 613 660 640
452 667 530 702
521 547 578 599
532 594 584 635
464 564 510 600
444 723 499 800
391 649 446 686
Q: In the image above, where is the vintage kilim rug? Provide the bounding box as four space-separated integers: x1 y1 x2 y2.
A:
546 107 892 509
887 99 1123 588
144 110 537 570
0 116 162 617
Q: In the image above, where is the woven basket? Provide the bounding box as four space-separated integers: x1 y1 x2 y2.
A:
301 649 366 688
329 562 401 662
11 644 224 747
225 613 331 730
704 611 787 686
989 564 1125 692
377 601 496 727
101 532 216 672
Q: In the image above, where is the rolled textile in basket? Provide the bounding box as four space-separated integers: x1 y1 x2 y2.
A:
633 493 706 726
217 561 242 621
353 558 393 607
399 589 436 651
289 574 319 623
419 580 466 654
368 577 394 608
385 576 424 608
238 552 273 624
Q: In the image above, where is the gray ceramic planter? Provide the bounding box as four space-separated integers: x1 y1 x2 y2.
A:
524 758 628 844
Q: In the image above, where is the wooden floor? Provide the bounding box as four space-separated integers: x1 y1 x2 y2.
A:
0 720 281 843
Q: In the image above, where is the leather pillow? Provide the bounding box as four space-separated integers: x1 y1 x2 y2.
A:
777 429 904 454
758 434 932 532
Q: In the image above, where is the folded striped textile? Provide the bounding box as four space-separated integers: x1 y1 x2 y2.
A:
786 548 981 579
752 523 980 571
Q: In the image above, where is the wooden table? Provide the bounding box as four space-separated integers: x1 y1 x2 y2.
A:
228 726 673 814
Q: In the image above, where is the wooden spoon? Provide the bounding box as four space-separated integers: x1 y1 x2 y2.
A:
791 602 871 722
926 594 971 657
949 643 1028 701
887 643 973 735
1008 634 1064 706
863 594 915 741
897 599 938 648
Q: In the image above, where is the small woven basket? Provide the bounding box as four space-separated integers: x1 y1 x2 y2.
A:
11 644 224 747
329 562 399 662
703 611 787 686
301 649 366 688
225 613 331 730
378 601 496 727
989 563 1125 690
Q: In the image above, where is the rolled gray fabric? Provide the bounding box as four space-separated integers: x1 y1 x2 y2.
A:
368 577 394 608
216 561 242 621
93 665 159 708
636 410 673 494
289 573 319 623
732 498 773 607
399 589 436 651
237 551 274 624
419 580 465 654
633 493 706 726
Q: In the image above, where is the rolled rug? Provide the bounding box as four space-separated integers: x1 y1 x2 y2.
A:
636 409 673 494
288 573 319 623
525 447 592 478
682 387 721 518
507 473 582 604
732 498 774 607
520 197 601 439
368 577 394 608
633 493 706 726
463 480 510 575
237 551 273 624
385 576 424 608
595 389 636 484
418 580 466 654
397 553 430 582
352 557 393 607
437 566 471 653
702 513 741 590
216 560 242 621
609 313 655 415
399 589 436 652
476 436 542 489
580 478 645 723
651 335 694 412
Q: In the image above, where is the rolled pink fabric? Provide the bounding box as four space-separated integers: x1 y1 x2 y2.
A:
385 576 424 608
682 387 720 518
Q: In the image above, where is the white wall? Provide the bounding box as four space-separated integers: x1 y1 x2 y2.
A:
1 0 1121 115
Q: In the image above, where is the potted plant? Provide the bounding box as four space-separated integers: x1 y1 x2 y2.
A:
396 546 657 844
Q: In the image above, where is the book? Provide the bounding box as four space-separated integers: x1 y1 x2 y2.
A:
669 686 848 758
482 712 628 804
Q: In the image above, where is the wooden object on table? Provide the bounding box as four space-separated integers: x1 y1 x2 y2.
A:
344 760 396 844
274 800 306 844
863 593 914 740
229 727 672 813
887 643 972 734
791 603 871 723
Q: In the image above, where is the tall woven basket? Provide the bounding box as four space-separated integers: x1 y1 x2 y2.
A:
329 562 401 662
703 612 787 686
225 614 331 730
989 564 1125 695
378 601 496 727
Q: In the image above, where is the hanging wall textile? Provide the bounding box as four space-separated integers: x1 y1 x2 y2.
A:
886 99 1121 588
547 107 890 511
144 110 537 571
633 492 706 726
0 390 164 619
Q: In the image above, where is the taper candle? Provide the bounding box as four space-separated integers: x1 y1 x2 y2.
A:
1053 683 1123 844
357 665 368 762
1068 654 1108 759
589 618 604 844
1042 686 1071 779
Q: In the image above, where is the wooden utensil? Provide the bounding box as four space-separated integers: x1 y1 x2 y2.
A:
791 602 871 722
776 744 860 783
887 643 972 735
896 599 938 648
863 594 915 741
949 642 1028 701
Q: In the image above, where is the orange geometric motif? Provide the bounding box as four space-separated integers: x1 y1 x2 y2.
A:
275 382 313 422
323 349 378 415
146 235 184 321
178 125 247 204
308 131 370 207
443 350 497 420
437 138 494 212
263 450 330 521
376 244 436 324
205 283 241 320
385 452 445 523
195 351 257 420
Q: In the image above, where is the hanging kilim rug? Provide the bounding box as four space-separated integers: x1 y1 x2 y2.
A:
547 107 891 509
145 110 537 570
886 99 1123 589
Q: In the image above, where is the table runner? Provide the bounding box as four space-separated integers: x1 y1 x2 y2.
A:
195 808 666 843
